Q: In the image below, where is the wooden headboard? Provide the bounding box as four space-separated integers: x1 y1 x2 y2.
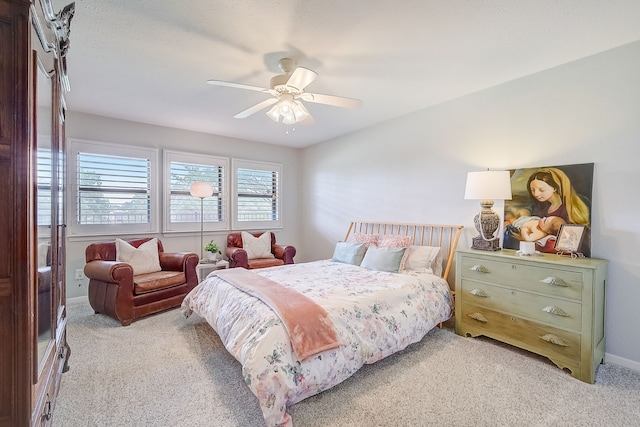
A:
344 221 464 285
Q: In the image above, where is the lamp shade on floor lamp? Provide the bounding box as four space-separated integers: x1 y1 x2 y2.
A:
190 182 214 259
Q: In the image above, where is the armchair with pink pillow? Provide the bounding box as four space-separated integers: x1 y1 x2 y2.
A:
226 231 296 269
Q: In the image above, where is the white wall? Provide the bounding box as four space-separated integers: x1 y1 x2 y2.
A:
300 41 640 369
64 40 640 369
64 112 301 298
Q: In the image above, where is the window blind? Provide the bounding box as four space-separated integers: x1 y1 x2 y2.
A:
36 148 52 226
76 152 151 225
236 167 279 222
169 161 224 224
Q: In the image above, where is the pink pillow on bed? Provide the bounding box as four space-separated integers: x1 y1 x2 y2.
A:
352 233 379 248
378 235 412 248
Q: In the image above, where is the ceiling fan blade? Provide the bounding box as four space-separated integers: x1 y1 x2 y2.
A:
206 79 269 93
285 67 318 91
300 114 315 126
233 98 278 118
300 92 363 109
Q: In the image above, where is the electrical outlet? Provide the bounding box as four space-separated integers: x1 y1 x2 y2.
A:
75 269 85 280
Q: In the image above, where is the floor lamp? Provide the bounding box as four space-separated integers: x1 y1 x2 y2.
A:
190 181 213 260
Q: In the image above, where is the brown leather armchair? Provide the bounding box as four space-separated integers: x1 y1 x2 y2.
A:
84 238 199 326
226 232 296 269
37 244 52 336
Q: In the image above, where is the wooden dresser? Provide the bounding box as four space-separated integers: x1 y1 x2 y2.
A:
455 248 607 383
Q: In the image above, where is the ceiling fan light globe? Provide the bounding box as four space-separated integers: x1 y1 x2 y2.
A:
292 101 309 122
280 100 293 114
282 115 296 125
294 111 308 122
266 105 280 122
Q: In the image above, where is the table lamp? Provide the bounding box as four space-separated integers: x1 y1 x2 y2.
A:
464 170 512 251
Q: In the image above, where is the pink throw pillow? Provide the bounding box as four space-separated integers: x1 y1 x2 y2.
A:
353 233 379 248
378 235 412 248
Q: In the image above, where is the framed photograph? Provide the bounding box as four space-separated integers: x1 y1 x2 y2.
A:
554 224 586 253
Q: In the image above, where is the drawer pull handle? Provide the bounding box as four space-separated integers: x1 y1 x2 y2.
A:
470 289 489 297
539 334 569 347
42 397 52 421
540 276 569 287
468 312 489 323
470 264 489 273
542 305 570 317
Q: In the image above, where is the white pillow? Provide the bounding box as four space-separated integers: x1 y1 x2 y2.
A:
400 245 441 275
332 242 366 265
115 238 162 275
431 247 445 277
242 231 274 259
360 245 406 273
38 242 50 267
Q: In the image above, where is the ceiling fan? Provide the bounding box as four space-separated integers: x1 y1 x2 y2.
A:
206 58 363 125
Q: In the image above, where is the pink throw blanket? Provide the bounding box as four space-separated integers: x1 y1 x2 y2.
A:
213 268 341 361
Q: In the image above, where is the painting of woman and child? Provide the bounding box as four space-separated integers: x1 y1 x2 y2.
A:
503 163 594 257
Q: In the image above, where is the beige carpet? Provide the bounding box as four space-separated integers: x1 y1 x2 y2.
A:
53 297 640 427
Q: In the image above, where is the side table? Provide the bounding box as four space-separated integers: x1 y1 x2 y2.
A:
196 259 229 282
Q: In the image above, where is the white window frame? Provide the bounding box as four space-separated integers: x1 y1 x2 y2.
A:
67 138 159 236
232 158 282 230
162 150 229 233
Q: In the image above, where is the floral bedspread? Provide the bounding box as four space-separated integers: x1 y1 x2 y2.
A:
181 260 453 427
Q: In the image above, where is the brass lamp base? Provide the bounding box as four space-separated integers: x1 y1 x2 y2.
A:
471 235 501 251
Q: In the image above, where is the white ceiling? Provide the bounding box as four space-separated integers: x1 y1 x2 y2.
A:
59 0 640 148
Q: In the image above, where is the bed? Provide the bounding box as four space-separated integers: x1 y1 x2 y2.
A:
182 221 463 427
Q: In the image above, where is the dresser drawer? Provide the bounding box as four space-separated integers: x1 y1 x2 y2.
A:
459 279 582 330
456 249 607 384
459 255 583 300
458 302 581 361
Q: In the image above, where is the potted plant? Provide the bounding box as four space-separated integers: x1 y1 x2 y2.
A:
204 240 222 262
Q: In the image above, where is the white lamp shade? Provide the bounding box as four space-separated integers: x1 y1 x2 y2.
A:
190 181 214 198
464 170 512 200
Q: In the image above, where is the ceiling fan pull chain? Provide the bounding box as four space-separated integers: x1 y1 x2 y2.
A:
283 124 297 135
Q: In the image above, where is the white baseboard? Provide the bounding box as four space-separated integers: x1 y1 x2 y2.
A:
605 352 640 372
67 295 88 305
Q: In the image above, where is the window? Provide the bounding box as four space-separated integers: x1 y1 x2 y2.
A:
36 146 53 227
232 159 282 230
68 139 158 235
163 150 229 232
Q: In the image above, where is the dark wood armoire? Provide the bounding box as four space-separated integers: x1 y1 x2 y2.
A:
0 1 74 425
